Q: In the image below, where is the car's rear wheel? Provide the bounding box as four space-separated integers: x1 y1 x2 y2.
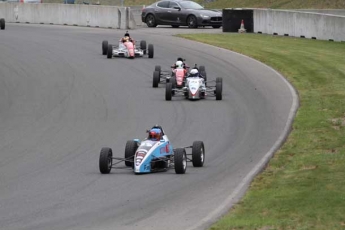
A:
155 65 161 73
166 82 172 101
146 14 157 27
153 71 160 88
0 18 5 30
99 147 113 174
187 15 197 28
125 140 138 167
216 77 223 91
200 70 207 86
140 40 147 54
212 25 221 28
192 141 205 167
107 44 113 59
174 148 187 174
148 44 154 58
216 81 222 100
102 40 108 55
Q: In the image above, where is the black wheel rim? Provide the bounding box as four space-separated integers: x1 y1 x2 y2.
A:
147 15 155 27
188 17 196 27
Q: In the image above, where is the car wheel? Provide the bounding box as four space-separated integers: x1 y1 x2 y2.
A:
0 18 5 30
102 40 108 55
171 25 179 28
148 44 154 58
174 148 187 174
153 70 160 88
212 25 221 28
192 141 205 167
155 65 161 73
166 82 172 101
140 40 147 54
99 147 113 174
187 15 197 28
200 70 207 86
107 44 113 59
125 140 138 167
216 81 222 100
216 77 223 92
146 14 157 27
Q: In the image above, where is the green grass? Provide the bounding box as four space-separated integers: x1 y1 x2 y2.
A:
43 0 345 8
176 33 345 229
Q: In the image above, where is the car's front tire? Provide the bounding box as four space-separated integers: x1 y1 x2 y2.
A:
174 148 187 174
192 141 205 167
153 70 160 88
187 15 197 28
148 44 154 58
166 82 172 101
99 147 113 174
146 14 157 27
107 44 113 59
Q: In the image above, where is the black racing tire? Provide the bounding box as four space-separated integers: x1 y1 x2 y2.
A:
216 77 223 91
0 18 5 30
155 65 161 73
216 82 222 100
200 70 207 86
99 147 113 174
171 25 180 28
102 40 108 55
107 44 113 59
166 82 172 101
125 140 138 167
192 141 205 167
140 40 147 54
148 44 154 58
146 14 157 27
199 65 205 72
212 25 221 28
187 15 197 28
153 70 160 88
174 148 187 174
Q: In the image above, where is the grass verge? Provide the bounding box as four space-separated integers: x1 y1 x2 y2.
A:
177 33 345 229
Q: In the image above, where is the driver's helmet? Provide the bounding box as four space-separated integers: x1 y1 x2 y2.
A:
148 128 162 141
124 31 130 37
177 57 184 62
189 68 199 77
175 60 183 68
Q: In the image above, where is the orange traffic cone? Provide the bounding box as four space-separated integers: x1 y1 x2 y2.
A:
238 19 246 33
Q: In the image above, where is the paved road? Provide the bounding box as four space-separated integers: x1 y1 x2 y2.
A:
0 24 297 230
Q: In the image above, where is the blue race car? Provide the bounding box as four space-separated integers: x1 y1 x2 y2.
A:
99 125 205 174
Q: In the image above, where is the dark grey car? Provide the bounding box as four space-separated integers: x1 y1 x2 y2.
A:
141 0 222 28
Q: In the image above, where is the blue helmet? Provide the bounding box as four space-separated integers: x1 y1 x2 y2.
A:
148 128 162 140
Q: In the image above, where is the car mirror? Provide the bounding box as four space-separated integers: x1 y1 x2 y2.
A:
173 6 181 11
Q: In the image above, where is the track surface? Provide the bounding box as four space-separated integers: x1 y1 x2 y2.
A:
0 24 296 230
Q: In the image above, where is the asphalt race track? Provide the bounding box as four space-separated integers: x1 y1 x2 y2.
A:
0 24 297 230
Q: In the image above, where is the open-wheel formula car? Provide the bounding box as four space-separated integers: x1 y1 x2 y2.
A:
102 39 154 59
99 125 205 174
0 18 5 30
153 61 207 88
165 68 222 101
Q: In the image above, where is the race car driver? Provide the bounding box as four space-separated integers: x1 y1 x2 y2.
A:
148 128 162 141
121 31 135 44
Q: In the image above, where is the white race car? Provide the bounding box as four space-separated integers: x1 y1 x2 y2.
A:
102 39 154 59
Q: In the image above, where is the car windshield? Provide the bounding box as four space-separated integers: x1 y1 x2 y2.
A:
179 1 204 10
